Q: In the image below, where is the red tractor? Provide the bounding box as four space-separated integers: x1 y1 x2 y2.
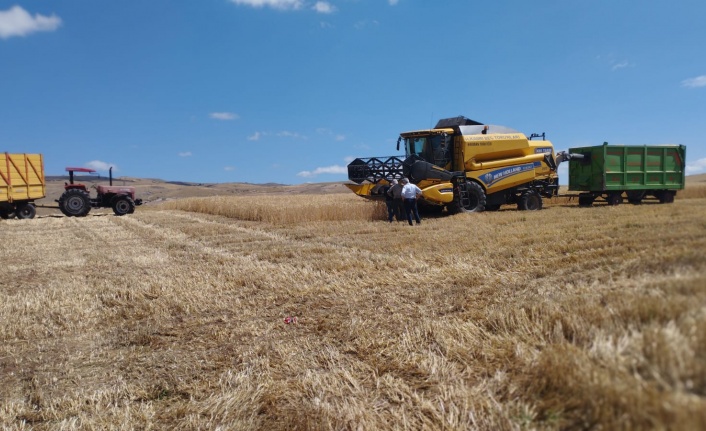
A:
57 167 142 217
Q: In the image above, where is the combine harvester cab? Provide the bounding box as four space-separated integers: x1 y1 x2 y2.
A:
346 116 560 213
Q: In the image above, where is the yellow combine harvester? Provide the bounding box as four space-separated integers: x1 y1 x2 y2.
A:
0 153 45 219
346 116 559 212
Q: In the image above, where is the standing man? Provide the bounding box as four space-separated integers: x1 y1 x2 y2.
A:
382 180 396 223
387 179 404 222
400 178 423 225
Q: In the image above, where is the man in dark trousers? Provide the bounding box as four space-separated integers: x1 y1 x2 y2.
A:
400 177 422 225
387 179 404 222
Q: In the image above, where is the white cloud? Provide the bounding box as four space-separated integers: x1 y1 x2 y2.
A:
313 2 336 14
297 164 347 178
681 75 706 88
316 127 345 141
611 60 630 71
0 6 62 39
686 157 706 175
277 130 305 139
389 0 400 4
224 166 236 171
230 0 304 10
178 151 192 157
85 160 117 172
248 131 263 141
354 20 379 30
210 112 239 121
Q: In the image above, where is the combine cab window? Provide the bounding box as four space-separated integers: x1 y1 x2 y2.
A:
405 137 426 157
404 134 453 169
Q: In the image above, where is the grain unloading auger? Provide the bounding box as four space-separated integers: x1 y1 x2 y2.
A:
346 116 561 212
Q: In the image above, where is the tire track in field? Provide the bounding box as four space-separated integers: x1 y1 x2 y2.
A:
127 210 430 270
117 211 469 288
109 212 352 287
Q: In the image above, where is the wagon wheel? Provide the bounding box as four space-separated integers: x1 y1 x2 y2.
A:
606 193 623 206
15 203 36 219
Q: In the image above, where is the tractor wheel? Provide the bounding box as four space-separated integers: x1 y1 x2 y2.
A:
518 191 543 211
15 203 36 219
606 193 623 206
0 209 14 219
112 196 135 216
59 189 91 217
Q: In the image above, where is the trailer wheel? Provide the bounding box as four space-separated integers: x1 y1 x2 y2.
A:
112 196 135 216
518 192 542 211
606 193 623 206
626 190 644 204
59 189 91 217
658 191 675 204
0 209 14 219
578 195 594 207
15 203 36 219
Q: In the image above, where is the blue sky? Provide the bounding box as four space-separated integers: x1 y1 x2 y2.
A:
1 0 705 184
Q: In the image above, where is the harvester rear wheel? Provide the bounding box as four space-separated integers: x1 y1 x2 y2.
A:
112 196 135 216
15 203 36 219
59 189 91 217
518 192 542 211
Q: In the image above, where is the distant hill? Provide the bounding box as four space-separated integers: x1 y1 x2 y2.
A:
687 173 706 183
36 176 351 208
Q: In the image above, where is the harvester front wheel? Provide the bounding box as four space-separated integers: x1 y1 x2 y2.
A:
112 196 135 216
59 189 91 217
518 191 542 211
448 181 486 213
15 203 36 219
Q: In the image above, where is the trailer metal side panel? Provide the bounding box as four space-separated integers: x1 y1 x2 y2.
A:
0 153 46 203
568 144 686 192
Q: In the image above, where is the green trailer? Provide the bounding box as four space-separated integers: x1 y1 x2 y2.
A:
568 143 686 206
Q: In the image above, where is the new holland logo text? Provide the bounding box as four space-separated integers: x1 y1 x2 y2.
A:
479 164 535 186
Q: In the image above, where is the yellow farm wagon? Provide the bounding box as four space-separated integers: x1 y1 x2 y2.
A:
0 153 46 219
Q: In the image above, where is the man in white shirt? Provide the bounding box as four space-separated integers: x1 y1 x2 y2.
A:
400 177 422 225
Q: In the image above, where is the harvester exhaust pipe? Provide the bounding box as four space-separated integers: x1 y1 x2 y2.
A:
109 167 113 186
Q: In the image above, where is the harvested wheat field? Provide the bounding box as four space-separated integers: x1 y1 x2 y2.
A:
1 190 706 430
